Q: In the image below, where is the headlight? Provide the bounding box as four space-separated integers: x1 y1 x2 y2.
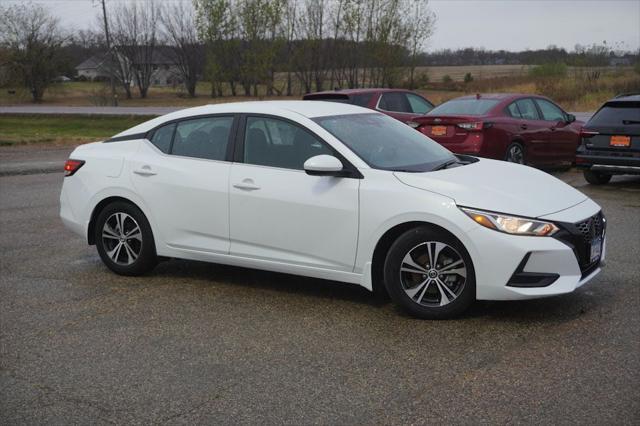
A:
460 207 559 236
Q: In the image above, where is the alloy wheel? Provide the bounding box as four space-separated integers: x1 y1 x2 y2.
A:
507 145 524 164
101 212 143 265
399 242 467 307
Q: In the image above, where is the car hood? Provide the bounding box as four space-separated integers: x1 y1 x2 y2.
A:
394 158 587 218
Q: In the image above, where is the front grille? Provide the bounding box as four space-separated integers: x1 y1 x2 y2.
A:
554 211 606 279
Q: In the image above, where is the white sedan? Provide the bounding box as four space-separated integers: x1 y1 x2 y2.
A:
60 101 606 319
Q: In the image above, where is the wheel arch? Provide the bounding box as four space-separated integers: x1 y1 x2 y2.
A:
370 220 474 298
87 195 149 245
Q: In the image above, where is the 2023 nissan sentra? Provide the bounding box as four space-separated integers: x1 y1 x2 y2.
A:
60 101 605 319
414 94 583 168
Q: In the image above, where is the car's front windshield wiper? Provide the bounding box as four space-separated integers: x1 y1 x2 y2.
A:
622 120 640 125
432 159 459 171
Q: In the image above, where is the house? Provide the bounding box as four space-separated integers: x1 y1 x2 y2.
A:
75 47 183 86
75 53 114 81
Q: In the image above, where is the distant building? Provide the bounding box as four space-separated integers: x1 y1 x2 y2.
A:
75 47 183 86
609 56 632 67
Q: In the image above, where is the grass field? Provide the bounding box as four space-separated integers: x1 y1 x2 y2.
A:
0 114 153 146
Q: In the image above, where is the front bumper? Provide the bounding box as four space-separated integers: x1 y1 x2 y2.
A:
467 199 605 300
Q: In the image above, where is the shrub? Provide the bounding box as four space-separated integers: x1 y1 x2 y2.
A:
442 74 453 84
529 62 568 78
463 72 473 83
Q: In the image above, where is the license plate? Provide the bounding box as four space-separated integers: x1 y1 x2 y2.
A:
431 125 447 136
610 135 630 147
590 237 602 263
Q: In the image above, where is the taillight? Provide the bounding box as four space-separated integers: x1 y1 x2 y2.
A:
456 122 484 131
64 159 85 176
580 129 599 138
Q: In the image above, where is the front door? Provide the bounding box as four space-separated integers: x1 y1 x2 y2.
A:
228 115 360 272
535 98 578 164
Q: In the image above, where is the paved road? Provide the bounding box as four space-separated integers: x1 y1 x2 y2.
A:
0 105 594 122
1 170 638 424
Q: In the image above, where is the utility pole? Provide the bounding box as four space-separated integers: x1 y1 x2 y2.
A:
100 0 118 106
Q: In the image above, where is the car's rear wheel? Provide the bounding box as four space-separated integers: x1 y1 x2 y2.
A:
95 201 157 275
584 169 612 185
505 142 526 164
383 226 475 319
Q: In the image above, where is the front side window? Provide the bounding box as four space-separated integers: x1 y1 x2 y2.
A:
314 113 454 172
171 116 233 160
243 116 333 170
515 99 540 120
428 99 500 116
406 93 433 114
378 92 412 113
535 99 566 122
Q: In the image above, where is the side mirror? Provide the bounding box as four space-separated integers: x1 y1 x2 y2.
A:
566 113 576 123
304 155 344 177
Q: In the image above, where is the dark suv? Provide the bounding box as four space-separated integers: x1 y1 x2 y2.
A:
576 94 640 184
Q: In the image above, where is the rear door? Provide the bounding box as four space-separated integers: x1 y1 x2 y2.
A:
583 101 640 154
129 115 236 254
512 98 551 164
534 98 578 164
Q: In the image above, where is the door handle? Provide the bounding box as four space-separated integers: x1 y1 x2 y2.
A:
233 179 260 191
520 124 528 130
133 165 157 176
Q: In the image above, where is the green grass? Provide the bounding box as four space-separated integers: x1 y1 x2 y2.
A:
0 114 154 146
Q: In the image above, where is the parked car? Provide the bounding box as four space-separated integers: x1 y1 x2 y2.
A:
576 93 640 184
302 88 434 124
413 94 583 168
60 101 605 319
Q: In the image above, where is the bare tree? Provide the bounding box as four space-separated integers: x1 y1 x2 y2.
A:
161 1 204 97
0 3 68 102
110 0 161 99
404 0 436 89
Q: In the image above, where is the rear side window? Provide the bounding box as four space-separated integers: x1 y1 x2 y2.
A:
428 99 500 116
150 123 175 153
588 102 640 127
535 99 566 121
351 93 373 107
506 102 522 118
172 116 233 161
379 92 412 113
515 99 540 120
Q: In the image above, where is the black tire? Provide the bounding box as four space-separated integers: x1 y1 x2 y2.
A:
94 201 157 276
584 169 612 185
505 142 526 165
383 226 475 319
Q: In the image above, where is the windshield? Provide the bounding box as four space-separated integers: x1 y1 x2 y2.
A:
428 99 500 116
313 113 455 172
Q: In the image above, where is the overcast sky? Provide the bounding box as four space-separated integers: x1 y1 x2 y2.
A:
5 0 640 52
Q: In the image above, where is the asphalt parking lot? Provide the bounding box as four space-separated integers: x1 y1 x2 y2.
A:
1 168 639 424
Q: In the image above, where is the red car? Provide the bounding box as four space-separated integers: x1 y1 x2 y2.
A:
414 94 583 167
303 88 434 124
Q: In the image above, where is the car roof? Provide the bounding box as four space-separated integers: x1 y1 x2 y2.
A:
608 93 640 102
305 88 412 96
113 101 371 137
450 93 541 102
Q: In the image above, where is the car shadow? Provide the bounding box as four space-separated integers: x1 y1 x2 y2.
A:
151 258 378 306
149 258 605 324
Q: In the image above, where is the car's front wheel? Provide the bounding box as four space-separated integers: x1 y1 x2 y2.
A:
95 201 157 276
383 226 475 319
584 169 612 185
